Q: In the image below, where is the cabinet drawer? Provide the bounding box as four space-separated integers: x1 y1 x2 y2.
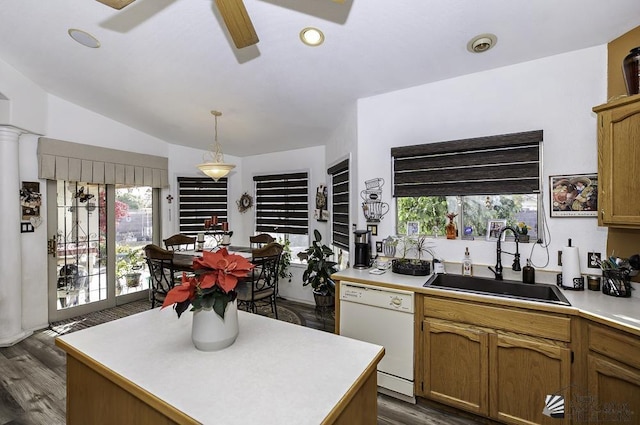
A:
588 323 640 370
423 297 571 342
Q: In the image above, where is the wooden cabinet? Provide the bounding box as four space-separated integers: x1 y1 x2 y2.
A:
593 94 640 227
422 318 489 416
418 296 572 425
489 332 571 425
585 323 640 425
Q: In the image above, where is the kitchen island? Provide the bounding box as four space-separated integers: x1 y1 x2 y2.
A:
55 308 384 425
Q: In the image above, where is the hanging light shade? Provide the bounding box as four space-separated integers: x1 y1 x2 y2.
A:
197 110 236 181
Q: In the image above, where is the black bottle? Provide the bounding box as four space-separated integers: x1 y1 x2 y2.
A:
522 259 535 284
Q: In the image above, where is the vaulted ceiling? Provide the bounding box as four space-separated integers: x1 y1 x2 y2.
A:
1 0 639 156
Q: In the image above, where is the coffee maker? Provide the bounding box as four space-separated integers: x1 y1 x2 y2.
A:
353 230 372 269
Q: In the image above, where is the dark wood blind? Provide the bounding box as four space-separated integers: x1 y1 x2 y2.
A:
254 172 308 235
391 130 543 197
328 159 350 250
177 177 228 236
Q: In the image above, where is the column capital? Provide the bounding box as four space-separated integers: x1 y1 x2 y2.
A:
0 125 28 141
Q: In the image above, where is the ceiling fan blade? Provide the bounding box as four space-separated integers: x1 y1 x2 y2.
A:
95 0 136 10
215 0 259 49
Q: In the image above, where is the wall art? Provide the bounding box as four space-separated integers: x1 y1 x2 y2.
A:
20 181 41 220
550 174 598 217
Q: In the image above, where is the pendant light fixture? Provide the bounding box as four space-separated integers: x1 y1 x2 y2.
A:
197 110 236 181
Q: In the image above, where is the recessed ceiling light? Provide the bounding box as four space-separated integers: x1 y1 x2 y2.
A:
300 27 324 47
68 29 101 48
467 33 497 53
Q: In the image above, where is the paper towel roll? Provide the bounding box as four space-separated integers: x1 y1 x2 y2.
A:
562 245 581 288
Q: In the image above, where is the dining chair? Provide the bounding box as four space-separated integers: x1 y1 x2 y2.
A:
237 242 283 318
163 234 196 251
144 244 179 308
249 233 275 249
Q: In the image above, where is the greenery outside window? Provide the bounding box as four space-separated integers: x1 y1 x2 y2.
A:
397 194 538 241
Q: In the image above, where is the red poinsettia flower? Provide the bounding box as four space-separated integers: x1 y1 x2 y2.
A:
161 248 255 319
193 248 254 293
161 274 196 308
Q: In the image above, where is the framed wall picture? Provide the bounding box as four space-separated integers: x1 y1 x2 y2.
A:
406 221 420 236
20 181 41 220
550 174 598 217
486 219 507 241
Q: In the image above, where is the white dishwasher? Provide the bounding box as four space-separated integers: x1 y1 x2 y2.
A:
339 281 415 401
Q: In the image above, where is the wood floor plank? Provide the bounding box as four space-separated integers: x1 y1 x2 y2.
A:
0 352 66 425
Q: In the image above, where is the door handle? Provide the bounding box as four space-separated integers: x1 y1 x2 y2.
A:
48 235 57 257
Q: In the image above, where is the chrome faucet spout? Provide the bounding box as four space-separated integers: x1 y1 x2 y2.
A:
492 226 521 280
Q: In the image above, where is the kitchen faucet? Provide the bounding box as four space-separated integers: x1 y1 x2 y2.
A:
488 226 521 280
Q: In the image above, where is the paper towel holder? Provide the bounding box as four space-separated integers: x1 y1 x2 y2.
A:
557 238 585 290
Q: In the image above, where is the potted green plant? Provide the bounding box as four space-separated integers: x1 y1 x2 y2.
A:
391 235 433 276
116 245 146 287
301 230 338 307
277 237 293 282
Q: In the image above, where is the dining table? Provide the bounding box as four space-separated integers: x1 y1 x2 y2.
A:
172 246 253 272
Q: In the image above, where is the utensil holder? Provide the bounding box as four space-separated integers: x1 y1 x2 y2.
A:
602 269 632 297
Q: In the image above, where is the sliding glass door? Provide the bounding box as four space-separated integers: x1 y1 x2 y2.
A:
48 181 157 322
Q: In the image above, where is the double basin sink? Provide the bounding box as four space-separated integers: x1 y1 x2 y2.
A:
424 273 571 306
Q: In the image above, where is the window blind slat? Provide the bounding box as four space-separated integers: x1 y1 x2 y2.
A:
254 173 309 236
177 177 228 237
392 131 542 197
328 159 350 250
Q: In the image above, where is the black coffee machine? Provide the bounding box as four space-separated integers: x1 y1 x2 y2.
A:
354 230 371 269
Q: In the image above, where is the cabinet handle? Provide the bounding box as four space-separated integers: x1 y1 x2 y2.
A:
601 210 605 219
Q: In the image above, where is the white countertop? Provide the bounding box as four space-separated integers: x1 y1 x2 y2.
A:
333 268 640 335
57 308 383 425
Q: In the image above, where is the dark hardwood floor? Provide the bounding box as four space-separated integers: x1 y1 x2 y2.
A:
0 298 486 425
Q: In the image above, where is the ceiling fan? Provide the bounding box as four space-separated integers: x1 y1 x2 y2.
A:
96 0 345 49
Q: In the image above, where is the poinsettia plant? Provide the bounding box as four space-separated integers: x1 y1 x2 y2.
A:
162 248 254 320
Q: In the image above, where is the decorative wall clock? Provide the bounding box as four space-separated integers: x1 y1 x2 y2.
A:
237 192 253 213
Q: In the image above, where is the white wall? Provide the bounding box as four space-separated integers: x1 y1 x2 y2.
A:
356 45 609 277
0 57 47 134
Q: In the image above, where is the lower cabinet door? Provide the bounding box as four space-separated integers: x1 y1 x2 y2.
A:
587 354 640 425
489 332 571 425
422 318 489 416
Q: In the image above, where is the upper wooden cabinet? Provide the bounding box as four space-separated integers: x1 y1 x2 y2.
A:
593 94 640 227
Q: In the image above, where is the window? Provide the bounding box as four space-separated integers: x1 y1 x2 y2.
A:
328 159 350 251
254 172 309 260
177 177 228 237
392 131 542 240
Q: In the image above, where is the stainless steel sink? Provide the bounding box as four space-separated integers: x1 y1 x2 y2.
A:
424 274 571 306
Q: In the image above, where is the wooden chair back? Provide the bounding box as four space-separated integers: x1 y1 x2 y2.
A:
237 242 283 318
163 234 196 251
249 233 275 249
144 244 177 308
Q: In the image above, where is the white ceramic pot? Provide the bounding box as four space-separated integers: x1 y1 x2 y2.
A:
191 300 239 351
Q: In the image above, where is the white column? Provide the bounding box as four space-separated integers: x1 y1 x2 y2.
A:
0 126 31 346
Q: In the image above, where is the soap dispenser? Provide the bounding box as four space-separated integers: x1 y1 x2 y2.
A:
462 247 473 276
522 259 535 284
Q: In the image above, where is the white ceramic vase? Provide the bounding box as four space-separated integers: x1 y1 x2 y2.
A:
191 300 239 351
